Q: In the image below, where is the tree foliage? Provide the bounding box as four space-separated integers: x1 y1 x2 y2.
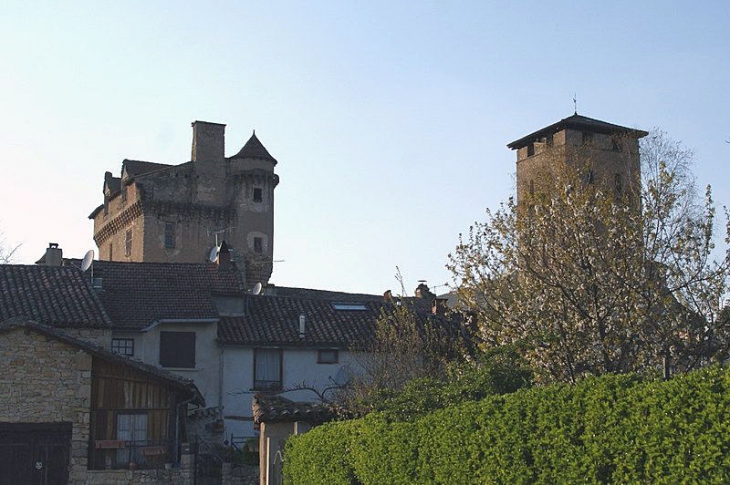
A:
448 132 730 383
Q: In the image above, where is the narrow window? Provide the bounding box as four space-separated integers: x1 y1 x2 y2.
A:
527 143 535 157
121 185 128 203
164 222 176 249
253 187 263 203
529 180 535 196
545 133 554 146
116 413 147 465
254 349 282 391
103 198 109 216
159 331 196 368
111 338 134 356
253 237 263 254
317 349 339 364
125 230 132 256
109 243 113 261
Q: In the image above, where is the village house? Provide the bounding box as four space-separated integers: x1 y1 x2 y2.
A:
0 262 204 484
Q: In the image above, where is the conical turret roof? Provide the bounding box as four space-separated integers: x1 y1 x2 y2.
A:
232 131 277 164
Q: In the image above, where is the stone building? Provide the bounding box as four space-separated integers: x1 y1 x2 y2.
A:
89 121 279 287
507 113 648 211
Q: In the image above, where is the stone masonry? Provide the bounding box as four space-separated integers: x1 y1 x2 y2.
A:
0 326 93 484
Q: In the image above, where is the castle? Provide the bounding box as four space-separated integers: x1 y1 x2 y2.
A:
89 121 278 288
507 113 647 210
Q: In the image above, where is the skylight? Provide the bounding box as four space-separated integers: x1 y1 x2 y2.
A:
332 302 367 311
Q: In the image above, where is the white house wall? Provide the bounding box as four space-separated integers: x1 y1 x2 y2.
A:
221 347 363 438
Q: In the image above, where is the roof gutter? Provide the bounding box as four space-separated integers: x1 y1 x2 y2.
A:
143 318 219 332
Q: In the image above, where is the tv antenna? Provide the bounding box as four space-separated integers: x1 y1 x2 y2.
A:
573 92 578 114
208 246 220 263
207 226 236 247
252 282 263 295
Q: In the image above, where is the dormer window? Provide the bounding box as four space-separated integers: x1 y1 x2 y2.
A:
253 187 263 203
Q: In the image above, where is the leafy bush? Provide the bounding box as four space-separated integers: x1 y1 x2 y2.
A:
285 366 730 484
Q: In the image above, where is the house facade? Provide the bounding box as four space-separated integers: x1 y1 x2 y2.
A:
0 319 203 484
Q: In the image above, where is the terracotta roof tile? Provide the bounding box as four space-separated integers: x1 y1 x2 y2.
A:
66 260 245 330
0 265 112 328
252 393 334 424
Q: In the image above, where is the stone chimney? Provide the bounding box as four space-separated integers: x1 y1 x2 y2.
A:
217 241 231 269
36 243 63 267
191 121 226 163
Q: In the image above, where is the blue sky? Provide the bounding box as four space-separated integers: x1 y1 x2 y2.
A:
1 1 728 295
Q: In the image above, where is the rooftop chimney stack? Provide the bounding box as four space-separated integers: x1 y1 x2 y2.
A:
36 242 63 267
191 121 226 163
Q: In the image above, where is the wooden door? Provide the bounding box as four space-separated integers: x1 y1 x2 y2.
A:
0 422 71 485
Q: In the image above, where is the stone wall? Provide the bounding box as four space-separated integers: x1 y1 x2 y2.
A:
0 327 92 484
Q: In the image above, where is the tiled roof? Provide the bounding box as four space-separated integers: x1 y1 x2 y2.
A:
0 264 112 328
67 260 245 330
507 113 649 149
218 293 448 349
0 318 203 405
252 393 334 425
269 286 384 302
122 159 175 179
231 132 277 164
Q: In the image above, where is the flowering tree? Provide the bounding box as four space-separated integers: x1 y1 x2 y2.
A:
448 132 730 383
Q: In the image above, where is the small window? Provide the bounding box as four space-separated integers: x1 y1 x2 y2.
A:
582 131 594 145
164 222 176 249
527 143 535 157
103 198 109 216
112 338 134 356
545 133 554 146
121 186 128 203
160 331 196 368
253 237 263 254
109 243 113 261
254 349 282 391
529 180 535 196
317 349 339 364
253 187 263 203
125 230 132 257
615 173 623 193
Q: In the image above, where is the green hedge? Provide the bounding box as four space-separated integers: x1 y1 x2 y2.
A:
284 366 730 484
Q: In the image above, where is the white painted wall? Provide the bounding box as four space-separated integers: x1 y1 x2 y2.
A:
221 346 364 438
111 322 221 409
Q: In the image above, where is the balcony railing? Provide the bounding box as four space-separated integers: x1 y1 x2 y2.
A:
91 439 177 470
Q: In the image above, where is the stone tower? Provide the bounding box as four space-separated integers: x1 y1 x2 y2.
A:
507 114 648 212
89 121 279 288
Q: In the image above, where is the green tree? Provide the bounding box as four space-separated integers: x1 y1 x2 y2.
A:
448 132 730 383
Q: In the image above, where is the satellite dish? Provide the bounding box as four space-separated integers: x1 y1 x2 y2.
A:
80 250 94 272
208 246 220 263
252 282 263 295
